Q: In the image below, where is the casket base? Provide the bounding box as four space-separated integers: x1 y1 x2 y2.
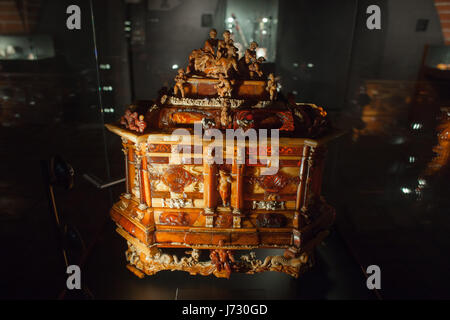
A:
124 243 313 279
120 226 330 279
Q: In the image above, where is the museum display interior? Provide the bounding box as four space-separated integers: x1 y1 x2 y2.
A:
1 0 449 300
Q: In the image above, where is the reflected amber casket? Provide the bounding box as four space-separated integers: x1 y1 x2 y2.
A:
106 77 337 279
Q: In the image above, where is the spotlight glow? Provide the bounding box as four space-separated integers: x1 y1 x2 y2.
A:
411 123 423 130
172 64 179 69
401 187 411 194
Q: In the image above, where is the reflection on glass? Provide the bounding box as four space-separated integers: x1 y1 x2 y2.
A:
422 107 450 177
225 0 278 62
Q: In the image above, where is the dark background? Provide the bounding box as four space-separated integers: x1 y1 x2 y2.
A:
0 0 449 299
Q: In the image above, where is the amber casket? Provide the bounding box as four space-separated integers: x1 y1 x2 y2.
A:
106 32 336 278
106 94 335 277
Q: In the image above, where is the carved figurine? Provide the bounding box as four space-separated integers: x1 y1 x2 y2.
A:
212 46 238 78
210 250 220 269
220 100 232 128
219 248 235 274
217 30 238 59
127 111 139 131
242 41 264 78
201 44 238 79
187 29 221 75
120 109 132 128
218 169 232 206
187 29 238 78
209 240 235 276
248 57 264 78
121 109 143 133
135 115 147 133
266 73 277 101
173 68 187 98
203 28 218 56
244 41 258 65
214 74 232 97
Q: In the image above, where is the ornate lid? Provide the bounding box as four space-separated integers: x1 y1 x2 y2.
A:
116 29 332 139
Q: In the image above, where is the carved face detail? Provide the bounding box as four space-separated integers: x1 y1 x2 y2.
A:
159 212 188 226
250 41 258 50
223 30 231 41
161 165 198 193
209 28 217 39
227 46 235 56
254 171 299 194
256 213 286 228
215 214 233 228
191 250 199 260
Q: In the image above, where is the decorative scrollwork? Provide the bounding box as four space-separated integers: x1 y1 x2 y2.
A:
252 201 286 211
159 212 189 226
125 243 312 279
249 172 300 194
166 96 245 109
161 198 193 209
161 165 199 193
215 214 233 228
256 213 287 228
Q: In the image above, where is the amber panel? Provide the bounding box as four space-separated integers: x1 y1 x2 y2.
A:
198 82 218 95
211 232 231 244
259 232 292 245
248 146 304 156
155 231 186 243
111 209 152 245
147 144 172 153
148 156 169 164
230 232 259 245
236 82 265 97
151 191 204 199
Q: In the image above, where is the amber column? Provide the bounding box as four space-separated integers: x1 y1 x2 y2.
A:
231 160 244 228
140 143 154 228
121 138 131 199
302 145 316 211
203 150 217 227
128 143 135 198
141 144 152 208
295 145 310 214
135 145 147 211
289 144 312 256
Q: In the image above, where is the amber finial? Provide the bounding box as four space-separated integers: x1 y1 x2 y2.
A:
173 68 187 98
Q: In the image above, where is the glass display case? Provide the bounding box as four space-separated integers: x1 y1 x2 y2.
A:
424 45 450 70
2 0 450 301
